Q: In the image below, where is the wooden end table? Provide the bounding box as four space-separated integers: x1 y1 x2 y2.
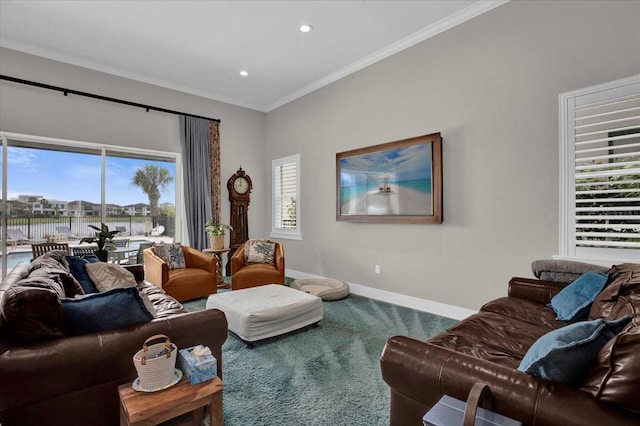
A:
118 376 223 426
202 248 231 289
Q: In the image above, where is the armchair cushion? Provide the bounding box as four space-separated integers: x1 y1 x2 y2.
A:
154 243 186 270
61 287 153 336
549 272 608 321
518 316 631 386
245 239 276 264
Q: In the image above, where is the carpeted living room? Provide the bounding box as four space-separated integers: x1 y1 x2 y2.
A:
0 1 639 426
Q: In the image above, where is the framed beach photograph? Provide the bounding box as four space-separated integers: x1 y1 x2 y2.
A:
336 133 442 224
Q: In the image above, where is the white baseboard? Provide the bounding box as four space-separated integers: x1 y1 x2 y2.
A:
286 269 476 321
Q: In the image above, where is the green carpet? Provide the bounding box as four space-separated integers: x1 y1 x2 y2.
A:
182 293 457 425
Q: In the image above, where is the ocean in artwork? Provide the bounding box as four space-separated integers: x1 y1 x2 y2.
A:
340 178 431 206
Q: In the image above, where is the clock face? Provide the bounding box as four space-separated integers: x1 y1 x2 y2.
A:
233 177 250 194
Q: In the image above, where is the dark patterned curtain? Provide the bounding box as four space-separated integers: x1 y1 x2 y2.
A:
209 121 221 223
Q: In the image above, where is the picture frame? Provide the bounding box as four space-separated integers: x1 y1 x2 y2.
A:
336 133 442 224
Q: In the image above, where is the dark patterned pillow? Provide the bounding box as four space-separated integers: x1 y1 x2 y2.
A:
154 243 186 270
244 240 276 264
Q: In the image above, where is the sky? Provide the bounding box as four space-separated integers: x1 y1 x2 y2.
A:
3 147 176 206
340 143 432 186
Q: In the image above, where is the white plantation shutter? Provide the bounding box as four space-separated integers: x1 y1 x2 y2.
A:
560 75 640 262
271 154 301 239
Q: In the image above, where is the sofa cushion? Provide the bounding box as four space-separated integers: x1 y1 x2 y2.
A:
481 297 563 329
138 282 187 318
85 262 138 292
430 311 553 362
154 243 186 270
518 316 631 387
61 287 154 336
549 272 608 322
589 263 640 321
244 239 276 264
66 255 101 294
581 319 640 413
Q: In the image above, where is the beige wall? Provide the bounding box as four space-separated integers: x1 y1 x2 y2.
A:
1 1 638 311
266 1 640 310
0 48 268 245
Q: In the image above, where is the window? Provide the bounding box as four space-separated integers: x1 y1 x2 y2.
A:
559 75 640 263
271 154 301 240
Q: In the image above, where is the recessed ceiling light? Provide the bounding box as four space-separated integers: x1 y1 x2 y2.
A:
239 70 249 77
299 24 313 33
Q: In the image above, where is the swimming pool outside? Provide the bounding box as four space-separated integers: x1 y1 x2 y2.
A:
1 239 157 271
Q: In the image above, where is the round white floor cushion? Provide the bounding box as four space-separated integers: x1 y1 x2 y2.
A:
290 278 349 301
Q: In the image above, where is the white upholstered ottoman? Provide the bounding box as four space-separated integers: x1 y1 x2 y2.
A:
205 284 323 342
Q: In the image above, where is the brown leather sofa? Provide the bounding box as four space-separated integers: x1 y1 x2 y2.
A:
144 245 218 301
381 262 640 426
0 262 228 426
231 241 285 290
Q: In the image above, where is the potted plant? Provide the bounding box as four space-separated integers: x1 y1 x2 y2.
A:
205 221 232 250
80 223 120 262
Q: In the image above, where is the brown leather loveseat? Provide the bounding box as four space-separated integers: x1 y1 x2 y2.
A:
0 256 228 426
381 261 640 425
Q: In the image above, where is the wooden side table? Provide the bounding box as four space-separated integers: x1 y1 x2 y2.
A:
118 376 223 426
203 248 231 289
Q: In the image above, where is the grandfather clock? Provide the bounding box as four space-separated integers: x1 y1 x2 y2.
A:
226 167 252 275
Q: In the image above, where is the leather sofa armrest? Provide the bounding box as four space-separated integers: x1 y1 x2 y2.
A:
183 246 217 274
123 264 144 282
508 277 566 305
231 244 246 274
143 248 168 288
0 308 228 413
380 335 637 426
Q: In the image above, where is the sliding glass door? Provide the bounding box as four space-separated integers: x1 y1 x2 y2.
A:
1 134 179 276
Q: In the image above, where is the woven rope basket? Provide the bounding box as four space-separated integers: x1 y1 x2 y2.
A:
132 334 177 390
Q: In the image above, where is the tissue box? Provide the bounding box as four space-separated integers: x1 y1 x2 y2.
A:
177 346 218 385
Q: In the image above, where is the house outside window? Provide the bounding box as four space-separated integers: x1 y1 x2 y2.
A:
271 154 301 240
559 75 640 263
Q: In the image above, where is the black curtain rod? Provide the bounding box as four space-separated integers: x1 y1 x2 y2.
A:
0 74 221 123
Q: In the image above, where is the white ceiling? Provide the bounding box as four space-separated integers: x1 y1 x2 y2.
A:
0 1 506 112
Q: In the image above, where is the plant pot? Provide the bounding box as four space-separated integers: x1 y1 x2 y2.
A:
210 235 225 250
94 249 109 262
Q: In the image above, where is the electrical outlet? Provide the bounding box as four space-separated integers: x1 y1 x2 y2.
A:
375 264 380 274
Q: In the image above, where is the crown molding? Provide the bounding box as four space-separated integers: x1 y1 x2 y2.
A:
0 39 268 112
1 0 508 113
265 0 509 111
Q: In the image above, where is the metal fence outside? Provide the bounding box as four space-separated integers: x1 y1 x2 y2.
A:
2 215 175 240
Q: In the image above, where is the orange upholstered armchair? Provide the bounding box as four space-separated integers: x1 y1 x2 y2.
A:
231 240 285 290
143 245 217 301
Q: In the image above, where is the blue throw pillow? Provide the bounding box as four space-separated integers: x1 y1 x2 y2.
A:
61 287 153 336
66 255 101 294
518 316 630 386
549 271 608 321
